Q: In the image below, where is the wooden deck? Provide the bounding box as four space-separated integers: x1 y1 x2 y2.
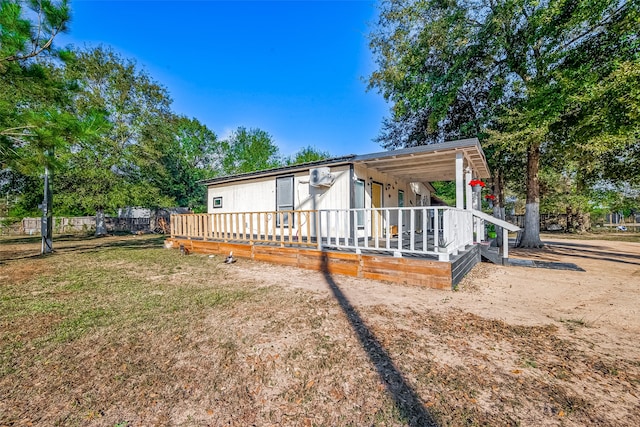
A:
165 236 480 290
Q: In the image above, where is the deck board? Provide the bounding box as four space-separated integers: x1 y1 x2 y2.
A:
166 237 479 290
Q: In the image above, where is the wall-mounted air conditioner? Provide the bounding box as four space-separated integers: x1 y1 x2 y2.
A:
309 167 335 187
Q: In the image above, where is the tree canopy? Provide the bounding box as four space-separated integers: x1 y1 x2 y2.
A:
369 0 639 245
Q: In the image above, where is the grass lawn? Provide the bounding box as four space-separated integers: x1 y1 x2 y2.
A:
1 234 638 426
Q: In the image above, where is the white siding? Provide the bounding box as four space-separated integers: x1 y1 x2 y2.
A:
207 165 352 214
206 163 430 221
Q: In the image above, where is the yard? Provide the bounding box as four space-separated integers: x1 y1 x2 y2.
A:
1 233 639 426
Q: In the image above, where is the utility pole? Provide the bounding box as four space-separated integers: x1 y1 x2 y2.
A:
41 151 53 254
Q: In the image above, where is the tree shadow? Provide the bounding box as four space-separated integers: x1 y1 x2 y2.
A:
0 234 166 263
320 253 438 426
512 240 640 266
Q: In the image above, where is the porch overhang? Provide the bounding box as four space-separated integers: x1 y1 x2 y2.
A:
352 138 490 183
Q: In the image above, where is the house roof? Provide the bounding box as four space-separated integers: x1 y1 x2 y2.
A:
352 138 490 182
200 155 356 186
201 138 490 186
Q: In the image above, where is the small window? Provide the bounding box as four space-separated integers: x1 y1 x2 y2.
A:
276 176 294 226
213 197 223 209
398 190 404 207
354 179 365 227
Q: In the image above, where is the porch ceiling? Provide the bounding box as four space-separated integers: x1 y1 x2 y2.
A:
353 138 490 183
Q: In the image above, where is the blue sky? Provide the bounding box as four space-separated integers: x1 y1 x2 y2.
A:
57 0 389 157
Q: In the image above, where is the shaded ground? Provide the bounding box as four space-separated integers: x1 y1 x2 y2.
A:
1 233 639 426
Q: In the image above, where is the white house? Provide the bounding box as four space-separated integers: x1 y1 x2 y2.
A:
168 138 518 290
202 138 489 237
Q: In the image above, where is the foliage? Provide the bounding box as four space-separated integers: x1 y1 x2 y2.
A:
0 0 72 165
0 4 334 218
53 47 174 215
369 0 638 243
140 115 223 211
286 145 331 165
221 127 281 175
431 181 456 207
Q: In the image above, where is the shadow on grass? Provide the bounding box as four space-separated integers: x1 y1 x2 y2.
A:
0 234 166 263
320 253 438 426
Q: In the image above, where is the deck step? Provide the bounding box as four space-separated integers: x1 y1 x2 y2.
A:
479 242 505 265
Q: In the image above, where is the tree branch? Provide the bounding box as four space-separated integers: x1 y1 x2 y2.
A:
1 125 36 135
1 27 60 62
550 3 629 55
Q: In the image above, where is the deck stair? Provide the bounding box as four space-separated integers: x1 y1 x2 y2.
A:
479 240 504 265
471 209 520 266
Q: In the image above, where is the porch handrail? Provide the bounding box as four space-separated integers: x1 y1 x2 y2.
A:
318 206 473 261
470 209 520 260
170 207 477 261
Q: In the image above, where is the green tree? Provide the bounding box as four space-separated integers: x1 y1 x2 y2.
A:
1 0 72 252
139 114 222 211
286 145 331 165
369 0 636 247
221 127 282 175
56 47 173 233
1 0 71 163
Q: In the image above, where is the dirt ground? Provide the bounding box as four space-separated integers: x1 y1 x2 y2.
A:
230 234 640 354
1 233 639 426
218 234 640 424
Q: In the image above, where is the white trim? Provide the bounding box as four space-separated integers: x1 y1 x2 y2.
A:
455 153 464 209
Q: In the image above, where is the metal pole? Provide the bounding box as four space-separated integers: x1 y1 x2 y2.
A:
41 155 53 254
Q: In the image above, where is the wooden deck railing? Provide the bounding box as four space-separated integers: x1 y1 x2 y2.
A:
170 210 317 247
319 207 473 260
171 207 477 260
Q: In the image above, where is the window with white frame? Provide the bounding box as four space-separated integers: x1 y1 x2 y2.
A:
276 176 294 226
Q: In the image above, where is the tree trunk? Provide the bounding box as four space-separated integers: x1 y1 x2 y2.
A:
95 208 107 236
518 143 544 248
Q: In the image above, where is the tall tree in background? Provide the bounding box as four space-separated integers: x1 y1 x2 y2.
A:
57 46 173 234
286 145 331 165
369 0 637 247
221 127 281 175
139 114 222 211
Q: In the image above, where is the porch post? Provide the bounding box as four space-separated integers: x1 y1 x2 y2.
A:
455 152 464 209
465 167 473 210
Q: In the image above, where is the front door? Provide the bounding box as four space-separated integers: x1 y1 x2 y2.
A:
371 182 383 237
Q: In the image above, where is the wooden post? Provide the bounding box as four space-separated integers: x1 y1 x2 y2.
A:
465 167 473 211
456 152 464 209
410 209 415 251
503 228 509 261
316 210 322 250
224 214 229 241
268 213 272 242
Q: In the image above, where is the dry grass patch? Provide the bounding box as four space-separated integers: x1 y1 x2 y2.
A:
1 234 639 426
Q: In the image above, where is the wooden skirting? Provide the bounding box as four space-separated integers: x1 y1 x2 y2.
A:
166 238 455 290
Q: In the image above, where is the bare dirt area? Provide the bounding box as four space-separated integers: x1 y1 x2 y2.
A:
1 233 639 426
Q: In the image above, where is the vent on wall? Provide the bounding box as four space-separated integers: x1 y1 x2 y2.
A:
309 167 335 187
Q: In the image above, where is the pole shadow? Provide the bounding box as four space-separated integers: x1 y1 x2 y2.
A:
320 253 438 426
